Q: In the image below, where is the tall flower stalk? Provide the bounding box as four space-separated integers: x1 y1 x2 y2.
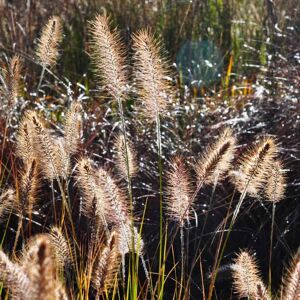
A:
133 29 171 297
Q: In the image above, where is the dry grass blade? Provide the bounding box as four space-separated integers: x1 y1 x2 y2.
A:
0 249 32 299
195 127 236 185
265 160 286 202
232 251 270 299
36 16 63 68
115 134 138 179
166 156 194 225
89 14 127 99
132 29 171 122
92 231 121 292
281 250 300 300
231 137 278 197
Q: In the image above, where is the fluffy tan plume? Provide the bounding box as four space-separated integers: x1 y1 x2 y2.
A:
30 112 66 180
97 168 129 226
92 231 121 292
36 16 63 68
231 137 278 198
0 55 23 106
195 128 236 185
0 249 32 299
232 251 270 300
0 188 16 221
19 159 40 216
20 235 68 300
115 134 138 179
132 29 171 122
15 113 36 164
281 250 300 300
166 156 194 225
265 160 286 202
89 14 127 100
63 102 82 157
76 158 113 227
48 226 73 268
117 221 144 256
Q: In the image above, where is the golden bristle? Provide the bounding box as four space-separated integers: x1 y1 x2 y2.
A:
0 249 32 299
0 55 23 106
281 250 300 300
92 231 122 292
231 137 278 198
64 102 82 157
132 29 171 122
19 159 40 216
36 16 63 68
166 156 193 225
89 14 127 99
115 134 138 180
265 160 286 202
232 251 270 299
195 128 236 185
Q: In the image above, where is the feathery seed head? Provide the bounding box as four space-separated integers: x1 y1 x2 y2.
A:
231 137 278 198
76 157 97 217
115 134 138 180
265 160 286 202
0 55 23 106
48 226 73 268
30 113 66 180
0 189 16 221
92 230 122 291
97 168 129 225
281 250 300 300
64 102 82 156
0 249 32 299
232 251 269 299
15 111 36 164
89 14 127 100
20 234 68 299
117 221 144 256
166 156 194 225
133 29 172 122
19 159 40 216
196 127 236 185
36 16 63 68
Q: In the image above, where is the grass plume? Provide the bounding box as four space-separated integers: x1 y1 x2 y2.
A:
232 250 270 300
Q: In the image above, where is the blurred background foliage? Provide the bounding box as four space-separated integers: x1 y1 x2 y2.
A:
0 0 299 100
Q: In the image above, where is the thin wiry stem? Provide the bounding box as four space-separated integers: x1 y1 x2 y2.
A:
269 201 276 292
37 66 45 93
